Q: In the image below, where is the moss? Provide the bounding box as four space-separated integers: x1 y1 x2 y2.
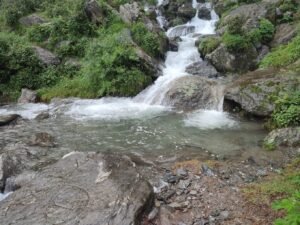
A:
199 36 221 56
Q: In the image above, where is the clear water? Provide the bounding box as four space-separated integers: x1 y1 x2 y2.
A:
0 1 267 161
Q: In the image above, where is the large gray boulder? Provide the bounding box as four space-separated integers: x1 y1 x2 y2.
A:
164 76 224 111
185 61 219 78
264 127 300 148
33 46 60 66
225 69 300 116
0 152 154 225
18 88 37 103
119 2 140 24
206 44 258 73
19 14 46 26
270 23 298 48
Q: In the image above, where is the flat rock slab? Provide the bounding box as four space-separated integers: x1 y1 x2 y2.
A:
0 114 20 126
0 152 154 225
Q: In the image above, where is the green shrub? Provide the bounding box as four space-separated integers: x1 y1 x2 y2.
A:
131 22 161 57
260 35 300 68
222 32 250 52
271 91 300 128
82 30 152 97
258 19 275 44
273 191 300 225
199 37 221 56
227 15 245 35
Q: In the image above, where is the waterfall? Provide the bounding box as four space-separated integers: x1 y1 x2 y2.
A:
135 0 219 106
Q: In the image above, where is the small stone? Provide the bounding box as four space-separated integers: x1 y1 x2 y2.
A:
148 207 158 221
177 179 191 189
190 190 197 196
219 210 230 220
202 164 214 176
168 202 182 209
176 168 188 179
256 169 267 177
163 171 178 184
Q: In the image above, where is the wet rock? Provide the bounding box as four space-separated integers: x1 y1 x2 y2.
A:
270 23 298 48
198 5 211 20
163 171 178 183
28 132 56 147
0 153 22 190
178 3 197 21
0 114 20 126
0 152 154 225
19 14 46 26
206 44 258 73
18 88 37 103
4 171 36 193
202 164 215 176
35 112 50 120
119 2 140 24
164 76 224 111
148 207 159 221
225 69 299 116
33 46 60 66
168 25 195 39
84 0 104 25
185 61 219 78
264 127 300 148
176 168 188 179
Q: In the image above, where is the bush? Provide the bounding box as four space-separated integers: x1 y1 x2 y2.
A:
199 37 221 56
82 30 152 97
260 35 300 68
258 19 275 44
271 91 300 128
222 32 250 52
131 22 161 57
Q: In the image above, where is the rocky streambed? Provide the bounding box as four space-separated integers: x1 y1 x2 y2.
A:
0 114 299 225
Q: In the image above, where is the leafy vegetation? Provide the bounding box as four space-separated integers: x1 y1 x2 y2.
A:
261 35 300 68
198 36 221 56
271 91 300 128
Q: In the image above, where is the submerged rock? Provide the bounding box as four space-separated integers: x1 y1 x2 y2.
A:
0 152 154 225
18 88 37 104
0 114 20 126
28 132 56 148
164 76 224 111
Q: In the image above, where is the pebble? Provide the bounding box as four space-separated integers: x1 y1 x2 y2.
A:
148 207 158 221
190 190 197 195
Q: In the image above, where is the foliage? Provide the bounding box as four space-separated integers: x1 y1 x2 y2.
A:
222 32 250 52
271 91 300 128
260 35 300 68
82 30 152 97
199 37 221 56
131 22 161 57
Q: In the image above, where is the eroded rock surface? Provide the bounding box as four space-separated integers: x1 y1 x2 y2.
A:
0 152 154 225
264 127 300 148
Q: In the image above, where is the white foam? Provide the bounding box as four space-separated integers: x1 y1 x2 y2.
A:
0 103 49 119
184 110 238 130
65 98 169 121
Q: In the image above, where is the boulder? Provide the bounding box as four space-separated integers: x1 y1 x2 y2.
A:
0 152 154 225
135 46 161 76
84 0 104 25
178 2 197 20
167 25 195 39
164 76 224 111
225 69 300 116
28 132 56 148
206 44 258 73
198 5 211 20
0 114 20 126
185 61 219 78
119 2 140 24
264 127 300 148
19 14 46 26
270 23 298 48
33 46 60 66
18 88 37 103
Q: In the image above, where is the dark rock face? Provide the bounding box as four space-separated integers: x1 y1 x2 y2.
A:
0 114 20 126
198 5 211 20
33 46 60 66
0 152 154 225
18 89 37 104
185 61 219 78
206 44 258 73
225 69 300 116
164 76 224 111
264 127 300 148
19 14 46 26
270 23 298 48
84 0 104 25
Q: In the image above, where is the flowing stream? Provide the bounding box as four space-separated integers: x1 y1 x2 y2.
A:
0 0 268 162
